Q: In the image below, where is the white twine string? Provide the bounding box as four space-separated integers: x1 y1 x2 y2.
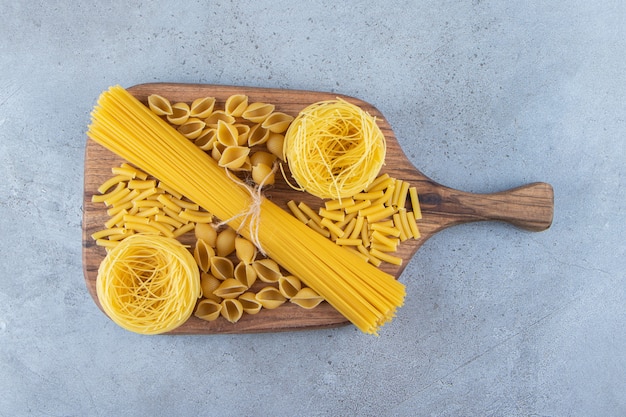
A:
217 163 277 256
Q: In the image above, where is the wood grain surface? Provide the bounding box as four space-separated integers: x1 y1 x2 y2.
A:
82 83 554 334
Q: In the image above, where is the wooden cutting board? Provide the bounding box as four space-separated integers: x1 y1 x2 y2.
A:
82 82 554 334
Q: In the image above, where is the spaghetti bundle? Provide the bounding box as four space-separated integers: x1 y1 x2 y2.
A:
88 86 405 334
283 99 386 200
96 234 201 334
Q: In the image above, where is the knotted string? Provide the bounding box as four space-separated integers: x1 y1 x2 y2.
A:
217 163 278 256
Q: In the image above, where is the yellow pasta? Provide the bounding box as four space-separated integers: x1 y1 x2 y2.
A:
96 234 201 334
220 298 244 323
238 292 262 314
189 97 216 119
409 187 422 219
194 299 222 321
215 228 237 257
200 272 222 302
261 112 294 133
194 223 217 247
147 94 173 116
290 288 324 310
213 278 247 299
255 286 286 309
204 110 235 126
252 259 281 283
179 208 214 224
177 118 206 140
278 275 302 299
210 256 234 280
265 132 285 160
88 86 405 334
247 124 270 147
167 102 190 125
242 102 275 123
218 146 251 170
224 94 248 117
283 99 386 200
194 238 215 273
235 236 257 264
234 261 257 287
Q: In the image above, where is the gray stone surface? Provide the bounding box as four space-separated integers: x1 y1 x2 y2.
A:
1 1 624 416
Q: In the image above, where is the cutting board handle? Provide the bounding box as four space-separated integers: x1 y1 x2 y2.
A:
419 181 554 232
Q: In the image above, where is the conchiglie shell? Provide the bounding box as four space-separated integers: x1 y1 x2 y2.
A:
216 120 240 147
167 102 190 125
238 292 262 315
215 228 237 257
228 156 251 173
255 286 286 309
247 124 270 147
262 112 294 133
213 278 247 299
225 94 249 117
242 102 275 123
147 94 173 116
220 298 244 323
210 256 234 280
265 132 285 160
204 110 235 127
200 272 222 302
218 146 250 170
211 142 225 161
250 151 277 167
251 163 275 186
233 124 250 145
235 236 257 264
190 97 216 118
195 299 222 321
278 275 302 299
195 128 217 150
178 118 206 140
194 238 215 273
252 258 282 283
195 223 217 247
290 287 324 309
234 262 257 288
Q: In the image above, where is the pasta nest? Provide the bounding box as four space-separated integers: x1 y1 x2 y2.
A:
283 99 386 200
96 234 201 334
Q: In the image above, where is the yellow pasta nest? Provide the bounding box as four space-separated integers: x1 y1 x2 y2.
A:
283 99 386 200
96 234 201 335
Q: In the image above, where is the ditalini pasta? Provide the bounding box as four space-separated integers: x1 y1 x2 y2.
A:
96 234 201 334
88 86 405 334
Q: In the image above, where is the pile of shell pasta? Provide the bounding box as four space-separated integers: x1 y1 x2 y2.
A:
91 92 422 327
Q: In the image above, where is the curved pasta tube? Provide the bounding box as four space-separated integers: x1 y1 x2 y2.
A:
255 286 286 309
290 287 324 309
224 94 248 117
238 292 262 315
210 256 234 281
242 102 275 123
220 298 244 323
252 259 282 283
213 278 247 299
278 275 302 299
262 112 294 133
147 94 173 116
194 299 222 322
190 97 216 118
